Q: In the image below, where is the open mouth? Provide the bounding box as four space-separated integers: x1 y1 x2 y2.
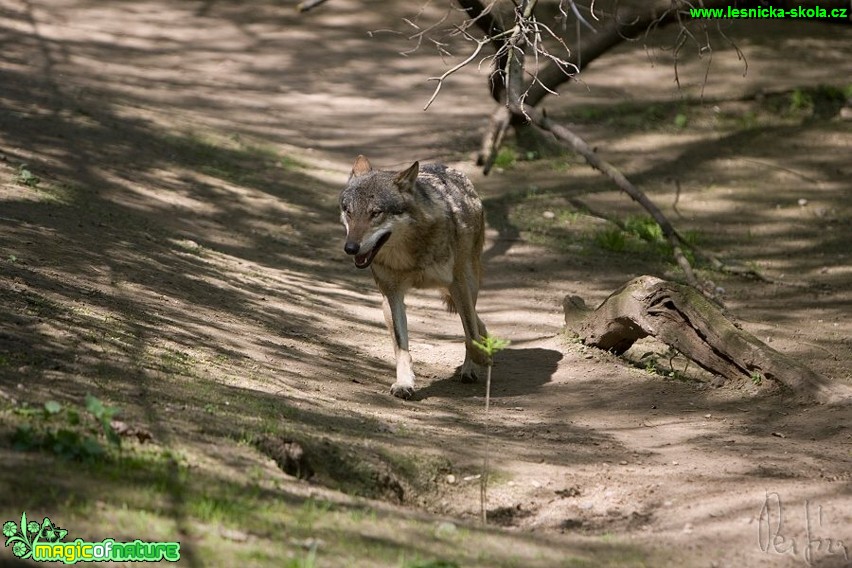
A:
353 232 391 269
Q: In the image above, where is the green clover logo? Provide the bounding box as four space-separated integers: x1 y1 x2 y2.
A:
40 518 67 543
3 513 69 559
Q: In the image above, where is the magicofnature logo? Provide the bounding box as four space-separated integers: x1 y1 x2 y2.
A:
3 512 180 563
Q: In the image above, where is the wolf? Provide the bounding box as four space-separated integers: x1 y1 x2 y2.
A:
339 155 489 399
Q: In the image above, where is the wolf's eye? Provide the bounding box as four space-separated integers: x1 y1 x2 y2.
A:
369 210 381 219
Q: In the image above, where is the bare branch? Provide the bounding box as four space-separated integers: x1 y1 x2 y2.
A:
296 0 329 13
423 34 493 111
530 107 700 288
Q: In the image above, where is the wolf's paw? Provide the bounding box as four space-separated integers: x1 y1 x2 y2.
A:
390 383 415 400
460 371 479 384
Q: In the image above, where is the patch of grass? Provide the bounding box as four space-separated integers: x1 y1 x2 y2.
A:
157 347 195 376
294 498 333 532
638 349 691 382
284 546 318 568
493 146 518 169
19 290 64 318
595 228 627 252
762 84 849 121
10 395 121 462
561 101 678 131
163 131 302 187
401 558 460 568
789 88 813 112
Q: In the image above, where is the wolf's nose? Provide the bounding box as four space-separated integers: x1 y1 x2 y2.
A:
344 242 360 255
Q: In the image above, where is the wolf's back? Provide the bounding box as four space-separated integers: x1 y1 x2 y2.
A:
416 164 483 232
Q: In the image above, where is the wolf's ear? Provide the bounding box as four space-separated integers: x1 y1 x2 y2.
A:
350 155 373 179
394 161 419 192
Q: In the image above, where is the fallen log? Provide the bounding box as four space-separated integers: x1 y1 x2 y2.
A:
563 276 851 405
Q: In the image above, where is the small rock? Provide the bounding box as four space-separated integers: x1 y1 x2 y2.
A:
619 460 628 466
671 460 679 466
435 521 457 537
797 198 808 207
219 527 249 542
445 474 456 484
555 486 581 498
683 523 694 533
295 537 324 550
542 210 556 219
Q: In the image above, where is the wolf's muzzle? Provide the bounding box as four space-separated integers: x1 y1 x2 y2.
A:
343 241 360 255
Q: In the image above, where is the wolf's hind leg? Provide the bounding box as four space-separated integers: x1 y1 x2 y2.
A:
450 277 488 383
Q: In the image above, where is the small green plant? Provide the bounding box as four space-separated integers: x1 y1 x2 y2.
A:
284 543 317 568
750 371 763 386
640 349 689 381
471 334 510 526
595 228 627 252
15 165 40 188
625 216 664 243
493 147 517 169
674 113 688 129
789 88 813 112
11 395 121 460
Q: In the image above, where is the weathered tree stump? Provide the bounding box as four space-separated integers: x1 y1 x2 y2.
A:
563 276 851 405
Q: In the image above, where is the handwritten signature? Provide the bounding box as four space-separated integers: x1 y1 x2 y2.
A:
758 491 849 566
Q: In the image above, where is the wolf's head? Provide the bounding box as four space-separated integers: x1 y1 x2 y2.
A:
338 155 418 269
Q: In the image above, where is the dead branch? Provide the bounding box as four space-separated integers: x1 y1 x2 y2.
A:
515 104 701 289
525 0 851 107
484 1 701 288
455 0 508 100
478 105 512 172
296 0 329 13
563 276 852 405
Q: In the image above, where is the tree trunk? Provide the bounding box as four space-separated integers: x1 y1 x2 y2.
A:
563 276 851 405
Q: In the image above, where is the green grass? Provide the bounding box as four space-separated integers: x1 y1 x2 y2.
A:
162 131 303 187
493 147 518 169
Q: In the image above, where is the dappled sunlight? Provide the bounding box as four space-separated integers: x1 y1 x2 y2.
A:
1 0 850 566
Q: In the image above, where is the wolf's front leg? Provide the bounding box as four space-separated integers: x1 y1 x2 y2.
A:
378 287 416 399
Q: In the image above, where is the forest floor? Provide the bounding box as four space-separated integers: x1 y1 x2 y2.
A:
0 1 850 567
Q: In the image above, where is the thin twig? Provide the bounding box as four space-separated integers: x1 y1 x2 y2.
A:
296 0 329 13
480 363 492 525
423 34 494 111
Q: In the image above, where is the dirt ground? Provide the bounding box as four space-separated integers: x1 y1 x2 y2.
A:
1 1 850 567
